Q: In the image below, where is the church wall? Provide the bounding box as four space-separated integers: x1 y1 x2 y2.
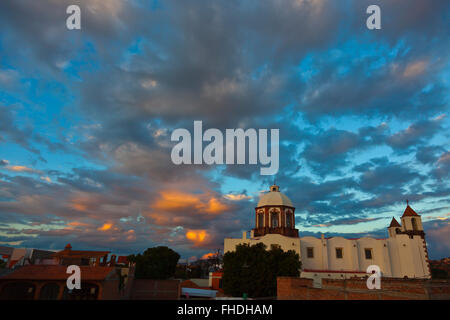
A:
224 233 301 256
410 236 430 278
300 237 324 270
387 239 402 277
223 237 251 254
356 238 387 275
327 237 355 271
386 235 430 278
225 233 430 279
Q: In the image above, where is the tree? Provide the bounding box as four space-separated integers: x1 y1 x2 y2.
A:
128 246 180 279
222 243 300 298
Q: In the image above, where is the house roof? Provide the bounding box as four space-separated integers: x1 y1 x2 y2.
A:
52 244 110 258
0 265 115 281
389 217 401 228
402 205 420 218
52 250 110 258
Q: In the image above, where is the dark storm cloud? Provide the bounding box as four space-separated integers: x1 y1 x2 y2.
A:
432 151 450 181
298 123 390 176
357 158 425 194
351 0 450 39
305 216 383 228
301 128 370 175
387 116 445 150
416 145 446 164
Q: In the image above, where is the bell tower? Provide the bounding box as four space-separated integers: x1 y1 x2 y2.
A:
252 184 299 238
400 200 425 239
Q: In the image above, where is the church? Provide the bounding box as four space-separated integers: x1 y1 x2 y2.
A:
224 184 431 284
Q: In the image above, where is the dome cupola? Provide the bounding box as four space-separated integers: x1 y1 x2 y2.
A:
257 184 294 207
252 184 298 238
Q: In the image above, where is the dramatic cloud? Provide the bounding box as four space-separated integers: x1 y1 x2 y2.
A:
0 0 448 260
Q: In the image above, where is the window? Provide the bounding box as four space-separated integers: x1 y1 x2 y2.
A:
257 212 264 228
286 212 292 228
307 247 314 258
271 211 279 227
411 218 418 231
364 248 373 260
336 248 343 259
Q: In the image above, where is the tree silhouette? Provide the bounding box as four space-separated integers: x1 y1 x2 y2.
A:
222 243 300 298
128 246 180 279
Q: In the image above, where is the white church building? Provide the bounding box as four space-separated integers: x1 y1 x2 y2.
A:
224 185 431 283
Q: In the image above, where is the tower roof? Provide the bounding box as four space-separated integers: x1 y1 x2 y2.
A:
389 217 401 228
402 205 419 217
257 185 293 207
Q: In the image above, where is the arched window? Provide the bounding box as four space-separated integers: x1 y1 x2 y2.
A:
411 218 418 231
257 212 264 228
39 283 60 300
286 211 292 228
271 211 279 228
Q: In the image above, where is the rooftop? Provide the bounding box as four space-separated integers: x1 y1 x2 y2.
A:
0 265 115 281
389 217 401 228
402 205 420 218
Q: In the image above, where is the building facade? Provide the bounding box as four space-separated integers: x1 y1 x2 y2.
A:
224 185 431 283
0 244 131 300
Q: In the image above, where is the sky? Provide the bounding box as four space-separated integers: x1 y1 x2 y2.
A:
0 0 449 261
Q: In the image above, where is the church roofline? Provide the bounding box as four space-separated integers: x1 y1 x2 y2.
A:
402 205 420 218
254 204 295 209
389 217 401 228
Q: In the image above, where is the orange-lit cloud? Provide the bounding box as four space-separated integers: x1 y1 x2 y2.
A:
9 165 33 172
186 229 209 246
200 252 215 260
126 229 136 241
40 176 52 183
1 163 41 174
223 193 252 201
205 198 228 214
403 60 427 78
98 223 113 231
67 221 90 228
152 191 230 215
71 202 88 211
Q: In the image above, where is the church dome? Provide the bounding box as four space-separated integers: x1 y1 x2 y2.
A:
257 185 293 207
